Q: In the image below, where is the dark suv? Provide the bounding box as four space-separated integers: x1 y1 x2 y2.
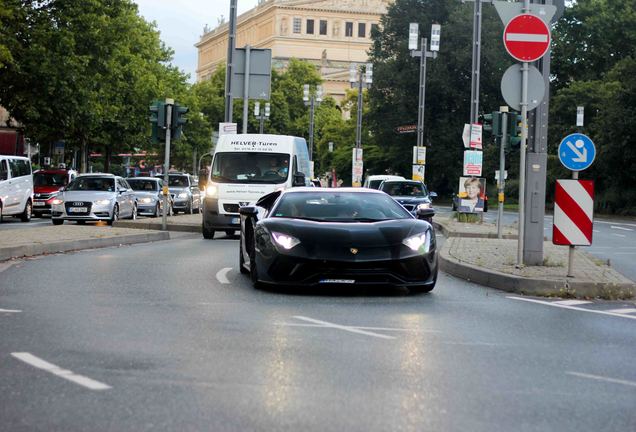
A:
379 180 437 221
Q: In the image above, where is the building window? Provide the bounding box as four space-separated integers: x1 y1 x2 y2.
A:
358 23 366 38
293 17 301 34
320 20 328 35
371 23 379 36
345 22 353 37
306 19 314 34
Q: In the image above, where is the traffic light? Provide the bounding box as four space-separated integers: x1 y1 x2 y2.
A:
508 113 523 148
171 103 189 140
149 101 166 144
481 112 502 138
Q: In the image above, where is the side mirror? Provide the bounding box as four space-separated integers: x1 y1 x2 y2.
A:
239 206 258 217
429 191 438 199
58 186 65 192
292 172 306 187
416 207 435 221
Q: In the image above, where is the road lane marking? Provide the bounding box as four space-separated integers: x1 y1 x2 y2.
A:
277 322 440 333
553 300 592 306
611 226 633 231
0 308 22 313
507 297 636 320
566 371 636 388
11 352 111 390
292 316 395 339
612 234 626 238
216 267 232 284
593 229 601 233
0 261 17 274
594 220 636 228
605 308 636 314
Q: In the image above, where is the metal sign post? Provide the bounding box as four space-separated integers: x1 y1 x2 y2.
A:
162 99 174 232
498 108 508 239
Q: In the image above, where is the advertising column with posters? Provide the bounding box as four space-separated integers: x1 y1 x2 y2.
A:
456 177 486 213
412 146 426 181
351 148 363 187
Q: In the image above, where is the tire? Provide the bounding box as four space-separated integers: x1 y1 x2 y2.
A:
249 239 262 289
52 219 64 225
0 203 3 223
202 222 215 239
225 230 236 237
107 204 119 226
188 199 194 215
130 203 137 220
153 203 160 218
20 199 32 222
239 236 249 274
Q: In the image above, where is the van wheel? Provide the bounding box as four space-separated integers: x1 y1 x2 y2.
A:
225 230 236 237
20 199 32 222
202 222 215 239
0 203 3 223
52 219 64 225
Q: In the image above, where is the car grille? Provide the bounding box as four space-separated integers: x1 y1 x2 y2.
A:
64 201 92 216
34 193 54 200
223 203 240 214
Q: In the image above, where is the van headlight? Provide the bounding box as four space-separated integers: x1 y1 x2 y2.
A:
402 232 431 253
206 185 218 198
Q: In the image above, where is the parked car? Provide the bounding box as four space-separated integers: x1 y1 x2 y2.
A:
362 174 405 190
127 177 172 217
378 180 437 222
239 188 438 293
155 173 201 214
32 168 77 217
50 174 136 225
0 155 33 222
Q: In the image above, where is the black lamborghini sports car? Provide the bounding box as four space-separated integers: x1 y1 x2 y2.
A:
238 187 438 293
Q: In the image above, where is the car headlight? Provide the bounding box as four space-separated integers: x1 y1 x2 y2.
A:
95 199 112 206
139 197 153 204
206 185 218 198
177 192 188 199
417 202 431 210
51 198 64 205
402 231 431 252
271 231 300 250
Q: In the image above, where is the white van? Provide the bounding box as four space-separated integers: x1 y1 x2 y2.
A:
363 174 405 190
202 134 311 239
0 155 33 222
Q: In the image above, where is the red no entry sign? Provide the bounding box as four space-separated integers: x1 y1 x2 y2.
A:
504 14 550 62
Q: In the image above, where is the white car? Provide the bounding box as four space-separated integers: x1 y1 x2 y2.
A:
362 174 405 190
50 174 137 225
0 155 33 223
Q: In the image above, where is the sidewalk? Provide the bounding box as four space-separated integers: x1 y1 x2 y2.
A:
435 216 635 299
114 213 201 233
0 225 170 262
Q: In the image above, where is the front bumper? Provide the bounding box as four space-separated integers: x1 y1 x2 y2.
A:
51 202 114 221
203 198 240 230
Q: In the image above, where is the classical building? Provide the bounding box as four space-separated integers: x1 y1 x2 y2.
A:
195 0 392 102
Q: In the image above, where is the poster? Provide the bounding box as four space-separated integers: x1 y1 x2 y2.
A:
412 164 425 182
456 177 486 213
463 150 483 176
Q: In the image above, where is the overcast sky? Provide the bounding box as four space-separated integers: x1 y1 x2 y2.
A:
134 0 259 82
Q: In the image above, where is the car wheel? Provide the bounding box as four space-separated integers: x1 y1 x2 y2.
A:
130 203 137 220
188 199 194 215
52 219 64 225
239 236 249 274
225 230 235 237
108 204 119 226
249 239 262 289
20 199 32 222
202 222 215 239
153 203 160 218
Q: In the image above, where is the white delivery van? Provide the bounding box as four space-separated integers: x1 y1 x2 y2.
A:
0 155 33 222
202 134 311 239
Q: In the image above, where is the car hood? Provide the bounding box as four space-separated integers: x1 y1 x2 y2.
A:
34 185 64 194
131 191 160 199
169 187 190 193
61 191 116 202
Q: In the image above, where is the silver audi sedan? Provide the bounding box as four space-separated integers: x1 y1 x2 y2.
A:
50 174 137 225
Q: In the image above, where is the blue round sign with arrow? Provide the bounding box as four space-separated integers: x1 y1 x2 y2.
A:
558 133 596 171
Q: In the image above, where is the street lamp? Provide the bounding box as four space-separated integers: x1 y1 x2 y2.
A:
349 63 372 186
254 101 270 134
303 84 322 161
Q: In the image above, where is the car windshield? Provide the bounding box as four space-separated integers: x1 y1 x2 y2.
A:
127 179 159 191
211 152 290 184
34 172 67 187
367 180 384 189
381 181 429 197
66 177 115 192
272 191 412 221
165 175 189 187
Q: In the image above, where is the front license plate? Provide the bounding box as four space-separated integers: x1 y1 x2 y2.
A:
69 207 87 213
232 217 240 224
33 202 45 207
320 279 355 284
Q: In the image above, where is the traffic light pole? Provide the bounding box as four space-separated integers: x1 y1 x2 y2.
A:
162 101 173 232
224 0 237 123
498 110 508 239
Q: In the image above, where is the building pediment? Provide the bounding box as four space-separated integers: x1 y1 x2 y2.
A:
276 0 391 14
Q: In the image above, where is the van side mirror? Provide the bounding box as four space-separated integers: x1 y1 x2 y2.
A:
292 172 306 187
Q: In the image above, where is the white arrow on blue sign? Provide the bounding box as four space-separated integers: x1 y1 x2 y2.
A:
558 133 596 171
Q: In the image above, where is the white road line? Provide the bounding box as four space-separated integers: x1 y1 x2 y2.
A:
612 233 626 238
593 229 601 233
292 316 395 339
507 296 636 320
215 267 232 284
605 308 636 314
11 352 111 390
0 261 16 274
553 300 592 306
277 322 440 333
566 371 636 388
594 220 636 228
0 308 22 313
613 252 636 256
611 226 633 231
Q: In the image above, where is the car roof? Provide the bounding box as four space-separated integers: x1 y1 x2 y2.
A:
77 173 116 177
127 177 160 181
367 175 404 180
282 187 385 194
35 169 74 174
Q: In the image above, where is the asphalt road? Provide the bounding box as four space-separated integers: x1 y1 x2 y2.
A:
436 206 636 281
1 236 635 431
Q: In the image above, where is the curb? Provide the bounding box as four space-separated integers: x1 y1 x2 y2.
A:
433 220 518 239
114 220 200 233
438 239 635 299
0 231 171 262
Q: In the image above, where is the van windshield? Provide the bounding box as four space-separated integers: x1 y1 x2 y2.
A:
211 152 290 184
